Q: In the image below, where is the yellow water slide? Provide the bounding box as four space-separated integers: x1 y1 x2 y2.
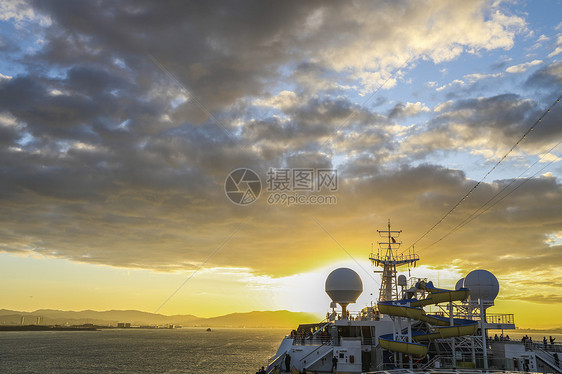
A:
377 282 478 357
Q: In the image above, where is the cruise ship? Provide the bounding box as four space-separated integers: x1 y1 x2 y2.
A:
265 222 562 373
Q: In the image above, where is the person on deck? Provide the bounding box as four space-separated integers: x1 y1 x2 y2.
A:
285 353 291 372
331 356 338 372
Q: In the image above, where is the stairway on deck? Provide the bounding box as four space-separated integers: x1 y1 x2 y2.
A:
534 348 562 373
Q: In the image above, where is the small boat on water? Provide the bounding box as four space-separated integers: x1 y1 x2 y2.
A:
265 221 562 373
206 328 212 332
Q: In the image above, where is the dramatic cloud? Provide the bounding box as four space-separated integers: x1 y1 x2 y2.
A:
1 0 561 321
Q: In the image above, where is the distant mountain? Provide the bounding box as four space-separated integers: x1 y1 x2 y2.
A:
0 309 200 326
202 310 319 328
0 309 321 328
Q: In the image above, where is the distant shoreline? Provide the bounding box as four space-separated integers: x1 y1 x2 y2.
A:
0 325 291 331
0 325 98 331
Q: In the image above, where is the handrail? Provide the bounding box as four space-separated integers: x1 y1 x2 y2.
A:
420 354 453 370
311 322 330 336
300 341 332 362
303 344 334 369
530 341 562 353
364 370 520 373
266 353 285 374
531 348 562 373
484 313 514 324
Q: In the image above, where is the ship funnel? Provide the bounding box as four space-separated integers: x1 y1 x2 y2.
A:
325 268 363 318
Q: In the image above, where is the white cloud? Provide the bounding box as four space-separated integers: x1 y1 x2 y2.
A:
433 100 453 113
539 153 561 163
0 0 50 26
548 35 562 57
302 2 527 92
549 47 562 58
463 72 503 83
506 59 543 73
537 34 550 42
436 79 465 91
0 112 18 127
396 102 430 117
254 90 300 111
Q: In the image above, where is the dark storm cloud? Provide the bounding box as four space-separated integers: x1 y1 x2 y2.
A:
28 0 334 111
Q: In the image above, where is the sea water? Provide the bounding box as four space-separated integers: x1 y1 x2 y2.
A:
2 328 561 373
0 327 286 374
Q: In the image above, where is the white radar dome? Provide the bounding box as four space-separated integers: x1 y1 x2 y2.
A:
455 278 465 291
463 269 499 305
325 268 363 305
398 274 407 287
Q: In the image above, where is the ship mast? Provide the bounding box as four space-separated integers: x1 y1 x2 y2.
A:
369 220 419 302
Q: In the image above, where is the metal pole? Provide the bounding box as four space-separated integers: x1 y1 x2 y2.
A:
480 300 488 370
471 335 476 366
392 317 397 367
408 318 413 370
398 317 403 368
449 302 456 367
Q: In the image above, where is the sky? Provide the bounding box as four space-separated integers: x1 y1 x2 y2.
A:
0 0 561 329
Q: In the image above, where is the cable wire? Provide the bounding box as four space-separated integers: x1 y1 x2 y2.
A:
421 140 562 250
403 94 561 253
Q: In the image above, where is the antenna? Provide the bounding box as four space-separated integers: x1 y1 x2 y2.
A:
369 220 419 302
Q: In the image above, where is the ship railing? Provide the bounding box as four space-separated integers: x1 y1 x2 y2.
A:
292 336 333 346
535 346 562 373
365 370 528 373
300 341 333 365
292 321 333 346
484 313 514 324
419 354 454 370
529 341 562 353
311 322 330 336
369 252 420 264
266 352 285 374
331 310 376 321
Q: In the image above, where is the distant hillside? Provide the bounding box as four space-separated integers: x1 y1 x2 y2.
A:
0 309 321 328
0 309 200 326
201 310 319 328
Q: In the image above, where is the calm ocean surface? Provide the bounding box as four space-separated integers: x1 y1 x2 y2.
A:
0 328 286 374
2 328 561 373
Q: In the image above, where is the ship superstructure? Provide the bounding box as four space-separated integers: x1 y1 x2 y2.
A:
265 221 562 374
